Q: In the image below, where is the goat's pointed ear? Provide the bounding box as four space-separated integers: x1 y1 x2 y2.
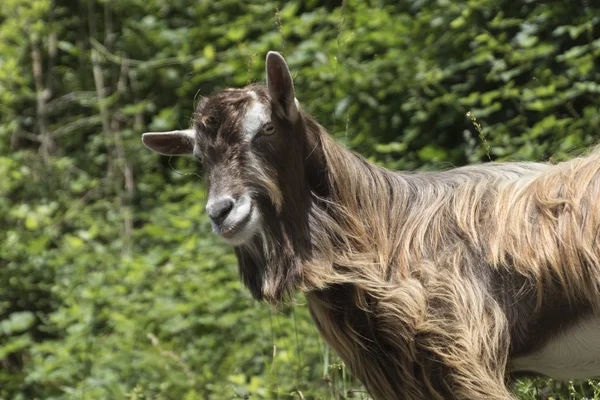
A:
266 51 299 122
141 129 195 156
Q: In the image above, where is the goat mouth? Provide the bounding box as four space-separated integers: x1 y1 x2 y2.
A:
216 206 254 239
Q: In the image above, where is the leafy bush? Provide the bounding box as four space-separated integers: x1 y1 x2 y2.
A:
1 0 599 399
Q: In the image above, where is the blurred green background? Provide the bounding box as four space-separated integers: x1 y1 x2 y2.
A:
1 0 600 399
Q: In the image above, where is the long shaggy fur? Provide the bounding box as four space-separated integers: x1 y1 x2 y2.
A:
163 80 600 399
259 112 600 398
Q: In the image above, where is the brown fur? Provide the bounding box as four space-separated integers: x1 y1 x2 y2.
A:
145 61 600 398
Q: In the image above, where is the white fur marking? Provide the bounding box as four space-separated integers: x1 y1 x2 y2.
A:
211 193 261 246
242 92 268 140
511 316 600 379
222 206 261 246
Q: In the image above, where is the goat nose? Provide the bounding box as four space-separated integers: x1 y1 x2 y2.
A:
206 197 235 224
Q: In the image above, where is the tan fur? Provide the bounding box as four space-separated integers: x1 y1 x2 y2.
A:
290 128 600 398
149 78 600 398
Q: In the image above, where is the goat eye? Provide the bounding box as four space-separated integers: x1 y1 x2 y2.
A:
262 123 275 136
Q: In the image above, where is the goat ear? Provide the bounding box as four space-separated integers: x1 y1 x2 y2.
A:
141 129 195 156
266 51 299 122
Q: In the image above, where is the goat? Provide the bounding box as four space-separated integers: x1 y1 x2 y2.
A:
142 51 600 399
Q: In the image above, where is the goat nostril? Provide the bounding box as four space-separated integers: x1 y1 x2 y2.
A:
207 197 235 223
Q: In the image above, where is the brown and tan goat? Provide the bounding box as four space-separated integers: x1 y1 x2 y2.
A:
142 51 600 399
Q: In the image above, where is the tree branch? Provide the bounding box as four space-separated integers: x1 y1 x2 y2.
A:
52 115 103 137
90 38 192 68
30 38 54 162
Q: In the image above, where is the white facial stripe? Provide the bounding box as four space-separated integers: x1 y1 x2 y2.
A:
242 92 269 140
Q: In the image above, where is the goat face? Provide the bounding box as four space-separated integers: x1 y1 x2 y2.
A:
142 52 314 248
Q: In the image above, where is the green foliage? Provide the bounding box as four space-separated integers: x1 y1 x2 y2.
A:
1 0 599 399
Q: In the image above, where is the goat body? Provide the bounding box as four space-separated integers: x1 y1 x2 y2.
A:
142 52 600 399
